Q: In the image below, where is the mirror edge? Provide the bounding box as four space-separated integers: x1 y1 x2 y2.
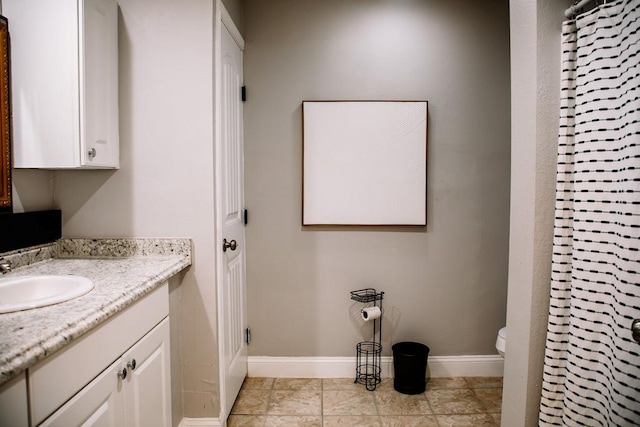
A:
0 14 11 212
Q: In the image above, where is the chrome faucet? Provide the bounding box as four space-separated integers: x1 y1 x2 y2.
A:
0 257 12 274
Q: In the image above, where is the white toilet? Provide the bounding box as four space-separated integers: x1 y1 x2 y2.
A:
496 327 506 357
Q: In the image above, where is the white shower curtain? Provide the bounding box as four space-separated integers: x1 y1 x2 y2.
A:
539 0 640 425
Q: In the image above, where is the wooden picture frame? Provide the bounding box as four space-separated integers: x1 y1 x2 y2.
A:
302 101 428 226
0 16 11 210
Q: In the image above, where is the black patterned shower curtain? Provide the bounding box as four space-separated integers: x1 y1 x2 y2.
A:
539 0 640 425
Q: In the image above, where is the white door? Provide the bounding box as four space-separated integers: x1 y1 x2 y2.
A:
216 6 247 418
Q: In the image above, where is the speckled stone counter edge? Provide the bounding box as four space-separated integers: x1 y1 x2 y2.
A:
0 238 192 386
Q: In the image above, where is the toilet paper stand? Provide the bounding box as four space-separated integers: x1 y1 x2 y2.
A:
350 288 384 391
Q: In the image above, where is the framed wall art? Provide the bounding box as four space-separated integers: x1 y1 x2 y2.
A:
302 101 427 226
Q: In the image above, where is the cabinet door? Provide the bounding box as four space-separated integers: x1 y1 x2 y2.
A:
40 359 125 427
80 0 119 168
4 0 119 169
4 0 81 168
122 318 171 427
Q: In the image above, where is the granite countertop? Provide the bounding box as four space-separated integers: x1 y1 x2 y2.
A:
0 238 192 386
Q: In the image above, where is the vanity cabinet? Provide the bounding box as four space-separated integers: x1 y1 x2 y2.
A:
3 0 119 169
40 319 171 427
0 373 29 427
29 282 171 427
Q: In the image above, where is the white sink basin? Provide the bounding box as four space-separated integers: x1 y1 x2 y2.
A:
0 275 94 313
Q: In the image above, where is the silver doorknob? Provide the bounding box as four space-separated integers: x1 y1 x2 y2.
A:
222 239 237 252
632 319 640 344
88 148 97 158
127 359 137 371
117 367 127 380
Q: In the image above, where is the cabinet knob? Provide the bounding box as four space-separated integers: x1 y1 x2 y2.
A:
127 359 137 371
88 148 97 158
117 367 127 380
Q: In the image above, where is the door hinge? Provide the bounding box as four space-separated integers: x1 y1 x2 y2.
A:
245 327 251 345
241 86 246 102
243 209 248 225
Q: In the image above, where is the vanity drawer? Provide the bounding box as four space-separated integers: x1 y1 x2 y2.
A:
29 282 169 425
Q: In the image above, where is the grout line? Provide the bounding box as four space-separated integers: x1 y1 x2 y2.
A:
372 381 380 419
470 387 487 413
423 387 441 427
263 377 274 420
320 378 324 425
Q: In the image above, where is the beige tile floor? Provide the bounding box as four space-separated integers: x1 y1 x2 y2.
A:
228 376 502 426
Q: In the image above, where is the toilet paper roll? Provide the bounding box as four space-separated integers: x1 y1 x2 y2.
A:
361 306 382 321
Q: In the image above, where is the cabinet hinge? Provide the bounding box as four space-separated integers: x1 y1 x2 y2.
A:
243 209 248 225
245 327 251 345
241 86 246 102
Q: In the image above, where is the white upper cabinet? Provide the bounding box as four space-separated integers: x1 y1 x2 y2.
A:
5 0 119 169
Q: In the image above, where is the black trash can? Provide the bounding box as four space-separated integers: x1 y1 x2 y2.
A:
392 342 430 394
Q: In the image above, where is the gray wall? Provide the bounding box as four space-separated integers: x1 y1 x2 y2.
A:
11 170 53 213
243 0 511 358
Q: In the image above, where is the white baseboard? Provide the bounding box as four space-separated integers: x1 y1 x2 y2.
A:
247 355 503 378
426 355 504 377
178 418 222 427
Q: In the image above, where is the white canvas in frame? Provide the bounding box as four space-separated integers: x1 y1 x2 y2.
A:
302 101 427 226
